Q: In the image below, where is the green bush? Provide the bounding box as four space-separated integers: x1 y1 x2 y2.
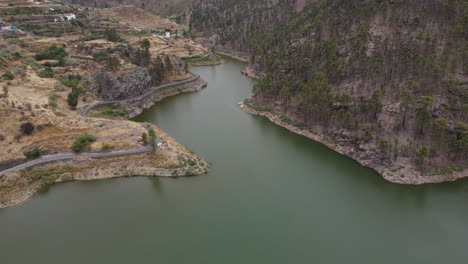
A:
148 128 157 150
141 132 148 145
2 71 14 80
104 29 123 43
102 142 113 150
106 56 120 70
71 133 96 153
67 91 78 109
34 45 68 61
37 67 53 78
48 94 58 108
24 147 42 159
70 19 84 27
61 74 82 88
187 159 197 166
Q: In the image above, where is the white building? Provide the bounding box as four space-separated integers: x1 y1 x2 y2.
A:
165 29 171 38
54 13 76 22
64 13 76 20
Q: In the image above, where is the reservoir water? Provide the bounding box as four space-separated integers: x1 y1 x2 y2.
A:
1 59 468 263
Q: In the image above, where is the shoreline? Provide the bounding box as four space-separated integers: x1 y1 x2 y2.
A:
241 65 263 80
216 50 249 63
0 124 210 209
80 74 207 118
1 162 208 209
184 55 224 66
1 75 209 209
240 101 468 185
123 77 207 118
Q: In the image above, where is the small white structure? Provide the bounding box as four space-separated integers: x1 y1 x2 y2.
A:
1 26 17 31
54 13 76 22
165 29 171 38
64 13 76 20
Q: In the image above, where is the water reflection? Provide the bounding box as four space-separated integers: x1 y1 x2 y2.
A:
149 177 164 198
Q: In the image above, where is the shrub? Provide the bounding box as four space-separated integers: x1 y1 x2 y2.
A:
104 29 123 43
20 122 35 135
71 133 96 152
415 146 429 165
148 128 157 150
106 56 120 70
34 45 68 61
141 132 148 145
61 74 82 88
70 19 84 27
67 91 78 109
187 159 197 166
102 142 113 150
24 147 42 159
48 94 58 108
2 71 14 80
37 67 53 78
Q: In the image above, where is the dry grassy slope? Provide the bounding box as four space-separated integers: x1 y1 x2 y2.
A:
91 6 180 30
0 17 203 163
0 93 148 161
0 1 211 207
63 0 194 16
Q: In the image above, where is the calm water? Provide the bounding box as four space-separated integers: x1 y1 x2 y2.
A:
1 59 468 263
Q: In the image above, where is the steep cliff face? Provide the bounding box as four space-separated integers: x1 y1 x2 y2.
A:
91 67 151 100
90 53 189 101
192 0 468 182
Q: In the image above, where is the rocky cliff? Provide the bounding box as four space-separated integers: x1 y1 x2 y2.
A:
91 67 151 100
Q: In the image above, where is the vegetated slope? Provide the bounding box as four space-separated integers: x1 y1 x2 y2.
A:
191 0 468 183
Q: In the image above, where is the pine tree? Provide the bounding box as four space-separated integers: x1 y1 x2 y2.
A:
415 96 434 135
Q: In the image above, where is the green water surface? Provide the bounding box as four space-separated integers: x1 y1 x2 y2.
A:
1 59 468 263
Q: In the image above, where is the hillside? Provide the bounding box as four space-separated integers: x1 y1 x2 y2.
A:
191 0 468 183
63 0 193 19
0 0 209 207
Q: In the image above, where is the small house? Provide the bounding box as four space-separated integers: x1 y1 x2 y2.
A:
165 29 171 38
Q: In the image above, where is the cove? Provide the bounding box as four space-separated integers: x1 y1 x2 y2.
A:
1 59 468 264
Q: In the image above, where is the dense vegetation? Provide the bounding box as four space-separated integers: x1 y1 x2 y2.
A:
71 133 96 152
132 39 176 86
34 45 68 61
23 147 42 159
191 0 467 170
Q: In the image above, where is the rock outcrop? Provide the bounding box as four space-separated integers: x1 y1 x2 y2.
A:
90 67 151 100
